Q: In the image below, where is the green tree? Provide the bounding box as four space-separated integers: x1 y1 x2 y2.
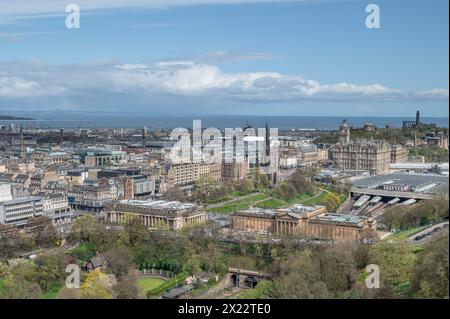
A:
122 216 149 246
0 278 43 299
411 233 449 299
368 242 416 288
68 215 99 244
33 253 68 290
270 250 329 299
319 245 358 292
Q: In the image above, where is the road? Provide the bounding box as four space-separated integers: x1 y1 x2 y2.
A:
407 221 449 245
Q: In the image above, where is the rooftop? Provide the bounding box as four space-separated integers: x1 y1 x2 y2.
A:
1 196 42 205
118 199 197 210
311 213 368 226
352 173 449 195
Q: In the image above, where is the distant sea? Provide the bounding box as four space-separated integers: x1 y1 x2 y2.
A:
0 113 448 130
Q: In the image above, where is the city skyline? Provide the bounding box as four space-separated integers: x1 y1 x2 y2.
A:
0 0 449 117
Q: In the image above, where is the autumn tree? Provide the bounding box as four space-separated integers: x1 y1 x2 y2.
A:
114 279 140 299
0 224 35 260
0 278 43 299
26 216 59 248
80 268 114 299
104 246 133 279
33 252 69 290
122 216 149 246
164 186 189 202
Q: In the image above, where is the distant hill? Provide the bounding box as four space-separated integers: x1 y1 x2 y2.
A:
0 115 34 120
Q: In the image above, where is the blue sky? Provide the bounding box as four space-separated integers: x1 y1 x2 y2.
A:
0 0 448 117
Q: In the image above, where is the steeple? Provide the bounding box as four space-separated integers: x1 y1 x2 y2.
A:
19 126 25 159
339 119 350 144
142 127 147 145
59 128 64 147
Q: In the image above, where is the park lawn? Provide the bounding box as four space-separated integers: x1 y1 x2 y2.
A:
301 191 329 206
256 193 313 209
256 198 287 209
207 193 270 213
137 277 165 294
206 195 234 204
388 225 430 241
208 202 258 214
283 193 314 206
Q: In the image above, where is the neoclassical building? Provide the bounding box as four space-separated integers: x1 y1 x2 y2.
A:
104 199 205 230
331 120 392 174
230 204 376 241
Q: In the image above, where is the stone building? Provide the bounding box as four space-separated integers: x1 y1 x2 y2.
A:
331 120 392 174
299 145 319 167
73 149 125 167
0 196 43 226
163 162 222 188
230 204 376 242
403 110 421 128
425 132 449 149
104 199 205 230
221 161 248 183
67 182 113 212
391 145 409 163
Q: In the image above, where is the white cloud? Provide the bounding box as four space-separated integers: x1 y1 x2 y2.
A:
416 88 449 100
0 76 67 97
0 0 309 20
0 60 447 105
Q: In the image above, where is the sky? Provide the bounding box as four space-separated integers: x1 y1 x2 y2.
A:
0 0 448 117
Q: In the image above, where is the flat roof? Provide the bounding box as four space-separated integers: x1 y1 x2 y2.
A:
352 173 449 194
311 213 367 226
118 199 197 210
238 207 277 216
1 196 42 205
236 204 325 219
278 204 324 216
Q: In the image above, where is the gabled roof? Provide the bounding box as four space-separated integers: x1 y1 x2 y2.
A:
88 256 105 268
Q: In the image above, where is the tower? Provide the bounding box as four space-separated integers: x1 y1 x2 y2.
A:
59 128 64 146
19 126 25 159
416 110 420 126
142 127 147 145
265 123 270 156
339 119 350 144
